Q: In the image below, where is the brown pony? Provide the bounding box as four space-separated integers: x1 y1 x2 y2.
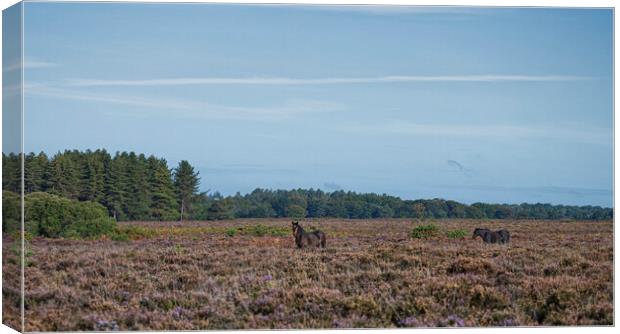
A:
291 221 326 249
472 228 510 244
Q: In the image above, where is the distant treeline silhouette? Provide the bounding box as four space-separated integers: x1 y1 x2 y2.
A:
197 188 612 221
2 150 613 221
3 150 199 221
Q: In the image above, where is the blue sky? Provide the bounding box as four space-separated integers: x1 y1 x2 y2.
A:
15 3 613 206
2 3 22 155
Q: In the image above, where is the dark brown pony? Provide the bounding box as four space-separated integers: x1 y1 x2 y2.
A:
291 221 326 249
472 228 510 244
497 229 510 243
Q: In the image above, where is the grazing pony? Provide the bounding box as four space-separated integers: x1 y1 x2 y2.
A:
472 228 510 244
291 221 326 249
497 229 510 243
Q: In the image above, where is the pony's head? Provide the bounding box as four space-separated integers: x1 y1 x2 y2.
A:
472 228 486 239
291 221 300 234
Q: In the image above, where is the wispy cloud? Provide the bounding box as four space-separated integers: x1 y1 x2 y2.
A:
342 120 611 145
65 74 588 87
273 4 485 17
28 87 170 108
3 58 57 72
26 86 342 121
3 82 47 97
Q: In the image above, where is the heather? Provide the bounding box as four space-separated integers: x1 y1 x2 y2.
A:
1 218 613 331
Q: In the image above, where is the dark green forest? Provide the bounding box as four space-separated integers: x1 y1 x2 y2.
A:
2 150 613 222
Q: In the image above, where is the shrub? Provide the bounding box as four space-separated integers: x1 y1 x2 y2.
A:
2 191 21 233
116 225 157 240
446 229 468 239
24 192 117 239
249 224 268 237
8 241 34 267
10 230 34 242
286 204 307 219
66 217 116 239
109 229 130 242
225 228 237 237
411 224 439 239
3 218 20 236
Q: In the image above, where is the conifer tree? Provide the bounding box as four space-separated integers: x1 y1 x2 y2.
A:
47 151 81 199
24 153 41 193
173 160 200 221
123 153 151 220
104 152 125 220
2 153 21 193
147 156 179 220
80 149 106 202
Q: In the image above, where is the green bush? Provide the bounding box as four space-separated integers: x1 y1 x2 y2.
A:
109 230 130 242
225 228 237 237
287 204 307 219
115 225 156 240
2 191 21 233
8 241 34 267
411 224 439 239
446 229 468 239
249 224 268 237
24 192 117 239
65 217 116 239
10 230 34 242
3 218 20 235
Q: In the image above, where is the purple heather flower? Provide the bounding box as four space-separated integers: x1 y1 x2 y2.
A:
446 315 466 327
399 316 419 327
500 318 517 327
93 318 119 331
333 319 350 328
171 306 185 319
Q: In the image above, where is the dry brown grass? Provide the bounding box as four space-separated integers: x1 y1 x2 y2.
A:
2 218 613 330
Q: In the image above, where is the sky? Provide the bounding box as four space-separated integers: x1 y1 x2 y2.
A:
11 2 614 206
2 3 22 156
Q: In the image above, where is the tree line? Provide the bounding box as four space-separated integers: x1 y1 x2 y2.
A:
2 150 612 221
3 150 199 221
193 188 612 221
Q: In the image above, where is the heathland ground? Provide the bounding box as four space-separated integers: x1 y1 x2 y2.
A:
2 218 613 330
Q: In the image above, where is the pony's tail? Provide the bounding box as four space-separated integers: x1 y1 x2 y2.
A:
320 234 327 248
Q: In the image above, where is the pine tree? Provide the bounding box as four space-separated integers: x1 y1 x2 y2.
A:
47 151 80 199
34 152 50 192
123 153 151 220
2 153 21 193
173 160 200 221
80 149 106 203
24 153 38 193
147 156 179 221
104 152 126 220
